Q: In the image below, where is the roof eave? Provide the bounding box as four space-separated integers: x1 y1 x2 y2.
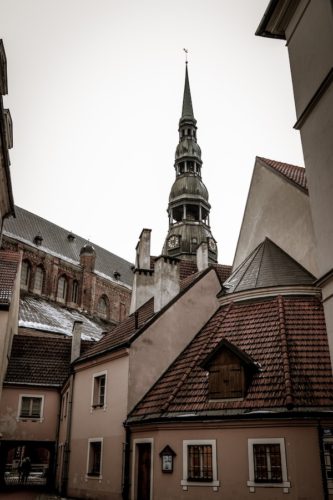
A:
255 0 300 40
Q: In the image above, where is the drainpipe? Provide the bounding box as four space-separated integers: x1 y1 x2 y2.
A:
317 420 329 500
61 371 75 497
122 424 131 500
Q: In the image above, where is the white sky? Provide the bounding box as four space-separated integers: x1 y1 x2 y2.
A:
0 0 304 265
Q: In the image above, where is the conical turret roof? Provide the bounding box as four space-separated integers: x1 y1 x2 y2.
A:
223 238 315 294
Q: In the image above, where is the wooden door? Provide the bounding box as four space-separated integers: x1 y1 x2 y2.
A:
136 443 151 500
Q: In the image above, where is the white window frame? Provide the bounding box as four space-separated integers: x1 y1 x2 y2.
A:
247 438 290 493
17 394 44 422
90 370 107 411
323 437 333 494
86 437 103 481
131 438 154 500
181 439 219 490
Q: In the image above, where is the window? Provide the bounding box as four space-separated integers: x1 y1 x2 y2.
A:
201 339 258 401
188 444 212 481
20 260 31 290
91 372 107 409
181 440 219 489
253 444 282 482
247 438 290 492
18 395 44 421
61 391 68 419
34 266 44 294
97 296 108 319
57 275 68 301
72 280 79 303
87 439 103 478
323 437 333 493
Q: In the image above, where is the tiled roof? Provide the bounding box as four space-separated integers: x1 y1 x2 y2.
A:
0 250 20 305
5 335 93 386
78 298 155 361
129 295 333 420
19 293 114 341
223 239 315 294
258 157 308 192
4 206 133 287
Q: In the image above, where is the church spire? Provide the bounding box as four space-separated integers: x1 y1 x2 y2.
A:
181 64 195 123
162 63 218 263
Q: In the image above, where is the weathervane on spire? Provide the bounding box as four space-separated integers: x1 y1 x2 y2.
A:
183 48 188 64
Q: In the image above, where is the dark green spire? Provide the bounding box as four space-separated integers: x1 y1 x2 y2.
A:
181 64 195 122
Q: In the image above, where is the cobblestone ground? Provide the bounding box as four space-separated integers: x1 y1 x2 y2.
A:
0 492 69 499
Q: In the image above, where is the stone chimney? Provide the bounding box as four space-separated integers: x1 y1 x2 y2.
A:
153 255 180 313
196 241 209 272
71 320 83 363
80 244 96 272
129 229 155 314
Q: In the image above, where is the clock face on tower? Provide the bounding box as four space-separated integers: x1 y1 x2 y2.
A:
167 235 180 249
208 238 217 252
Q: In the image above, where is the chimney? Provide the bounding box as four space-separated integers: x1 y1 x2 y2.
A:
80 244 96 272
130 229 155 314
71 320 83 363
153 256 180 313
196 241 209 272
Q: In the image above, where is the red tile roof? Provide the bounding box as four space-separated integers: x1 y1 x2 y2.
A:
5 335 93 386
258 157 308 192
129 294 333 420
0 250 20 305
78 264 229 363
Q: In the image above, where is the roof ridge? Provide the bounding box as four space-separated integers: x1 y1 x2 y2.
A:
160 301 234 413
277 295 294 409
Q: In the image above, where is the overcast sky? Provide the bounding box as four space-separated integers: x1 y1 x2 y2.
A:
0 0 304 265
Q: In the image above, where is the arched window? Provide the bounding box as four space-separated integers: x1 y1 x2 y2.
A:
34 266 44 294
21 260 31 290
72 280 79 304
57 275 68 302
97 296 109 319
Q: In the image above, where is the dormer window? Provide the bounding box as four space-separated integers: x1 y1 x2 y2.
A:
201 339 258 401
33 234 43 246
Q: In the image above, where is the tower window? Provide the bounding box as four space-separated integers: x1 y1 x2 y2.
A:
21 260 31 290
57 275 68 302
34 266 44 294
97 296 109 319
72 280 79 303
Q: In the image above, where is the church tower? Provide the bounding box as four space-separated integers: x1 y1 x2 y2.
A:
163 63 218 262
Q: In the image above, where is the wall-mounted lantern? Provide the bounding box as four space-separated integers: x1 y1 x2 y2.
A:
159 445 176 473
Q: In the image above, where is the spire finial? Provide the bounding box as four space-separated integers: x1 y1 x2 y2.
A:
183 48 188 64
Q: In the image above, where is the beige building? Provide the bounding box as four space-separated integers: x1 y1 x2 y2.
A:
127 237 333 500
256 0 333 371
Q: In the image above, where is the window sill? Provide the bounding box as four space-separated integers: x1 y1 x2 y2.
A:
181 479 220 489
247 480 290 493
17 417 44 423
85 474 102 482
91 404 107 412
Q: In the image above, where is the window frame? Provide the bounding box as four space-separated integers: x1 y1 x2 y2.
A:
247 438 290 492
17 394 44 422
323 437 333 494
97 295 109 319
91 371 107 411
181 440 219 490
57 275 68 302
20 260 31 290
33 265 44 294
86 438 103 480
